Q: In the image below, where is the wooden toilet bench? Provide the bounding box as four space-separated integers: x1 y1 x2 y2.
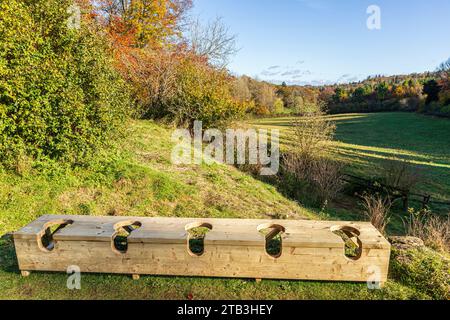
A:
13 215 390 283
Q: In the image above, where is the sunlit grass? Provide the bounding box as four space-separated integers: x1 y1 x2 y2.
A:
250 112 450 204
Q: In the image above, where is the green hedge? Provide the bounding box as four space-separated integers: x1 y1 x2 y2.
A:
0 0 131 168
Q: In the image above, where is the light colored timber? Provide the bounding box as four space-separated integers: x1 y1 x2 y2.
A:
21 271 31 277
14 215 391 283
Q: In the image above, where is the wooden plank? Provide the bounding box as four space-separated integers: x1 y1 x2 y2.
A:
14 216 390 248
14 239 390 282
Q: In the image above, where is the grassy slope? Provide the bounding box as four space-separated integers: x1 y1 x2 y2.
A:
251 113 450 210
0 120 317 234
0 119 433 300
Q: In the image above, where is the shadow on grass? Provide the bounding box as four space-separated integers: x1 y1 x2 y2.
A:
0 233 19 274
333 113 450 160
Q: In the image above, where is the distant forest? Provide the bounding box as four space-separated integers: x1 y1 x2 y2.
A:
232 63 450 117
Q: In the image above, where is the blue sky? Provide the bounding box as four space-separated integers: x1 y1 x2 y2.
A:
191 0 450 85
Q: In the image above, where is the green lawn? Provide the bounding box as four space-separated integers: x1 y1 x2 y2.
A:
0 116 445 300
250 113 450 211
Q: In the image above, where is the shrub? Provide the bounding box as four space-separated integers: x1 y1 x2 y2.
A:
360 193 392 234
439 88 450 107
119 49 180 119
398 97 421 112
296 101 322 115
307 157 344 203
279 106 342 206
289 105 336 158
0 0 130 168
281 153 344 206
425 101 442 114
273 98 284 114
441 105 450 116
147 54 246 129
252 104 271 116
380 158 423 193
390 246 449 300
404 209 450 253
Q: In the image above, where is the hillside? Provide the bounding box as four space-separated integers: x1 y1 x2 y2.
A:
251 112 450 235
0 120 317 238
251 113 450 204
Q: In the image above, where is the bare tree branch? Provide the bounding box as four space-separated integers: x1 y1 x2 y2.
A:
187 16 238 68
438 57 450 74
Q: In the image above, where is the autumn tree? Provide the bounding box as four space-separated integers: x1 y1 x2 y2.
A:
253 82 277 112
232 76 252 103
393 84 406 98
84 0 195 117
332 87 348 103
317 87 335 105
96 0 192 48
352 87 367 102
437 58 450 106
375 82 389 101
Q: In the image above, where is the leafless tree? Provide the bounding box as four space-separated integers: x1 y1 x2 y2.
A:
438 57 450 73
254 82 277 111
289 103 336 158
380 158 423 193
187 17 238 68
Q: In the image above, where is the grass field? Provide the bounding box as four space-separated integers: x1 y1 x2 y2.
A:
0 115 447 300
250 113 450 212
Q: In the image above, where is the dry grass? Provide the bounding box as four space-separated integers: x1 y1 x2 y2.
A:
425 216 450 253
405 209 450 253
361 193 392 234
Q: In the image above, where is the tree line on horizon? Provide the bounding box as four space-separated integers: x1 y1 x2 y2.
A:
231 65 450 117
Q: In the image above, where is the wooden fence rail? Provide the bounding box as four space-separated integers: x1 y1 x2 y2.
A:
342 173 450 210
